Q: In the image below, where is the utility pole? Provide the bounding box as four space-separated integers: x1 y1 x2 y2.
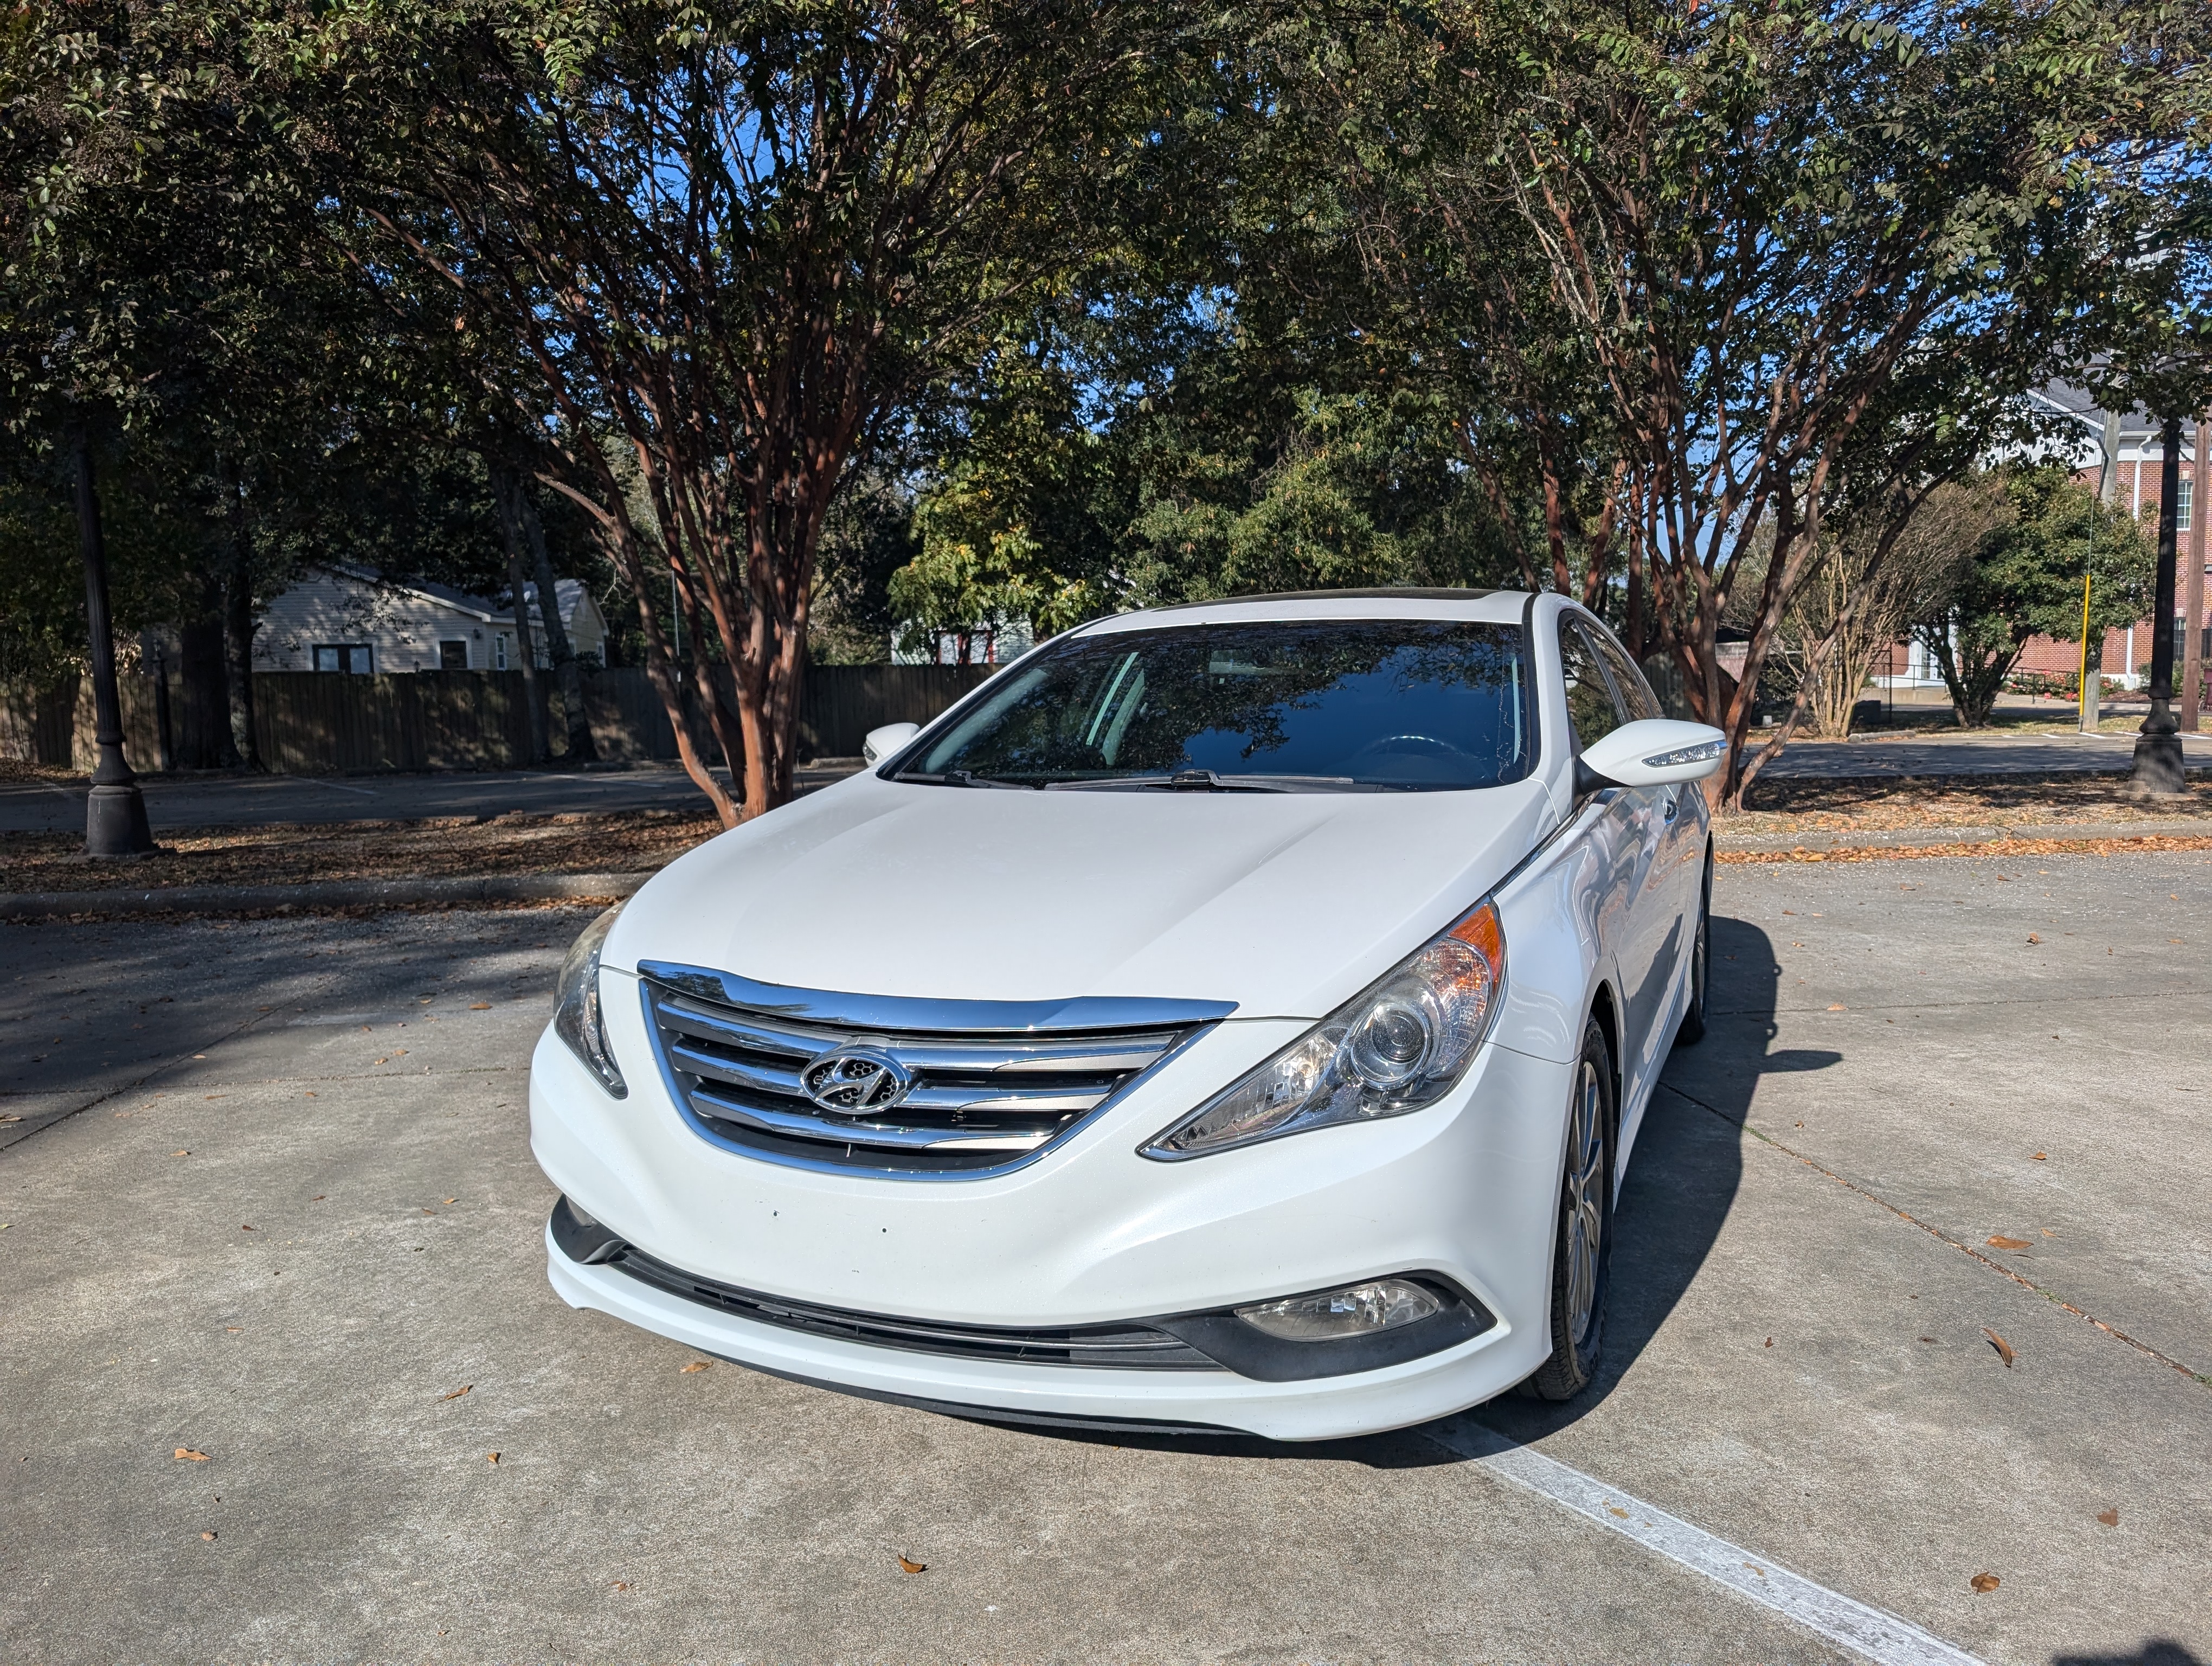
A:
2184 413 2208 732
2130 416 2187 794
73 434 157 855
2081 410 2121 734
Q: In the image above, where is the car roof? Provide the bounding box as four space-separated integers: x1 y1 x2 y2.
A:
1079 588 1533 635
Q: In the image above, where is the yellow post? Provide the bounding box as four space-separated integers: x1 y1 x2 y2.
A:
2076 573 2094 731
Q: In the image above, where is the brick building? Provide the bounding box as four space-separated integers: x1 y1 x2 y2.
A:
2008 386 2208 689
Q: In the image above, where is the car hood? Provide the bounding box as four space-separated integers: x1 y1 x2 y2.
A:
606 773 1557 1020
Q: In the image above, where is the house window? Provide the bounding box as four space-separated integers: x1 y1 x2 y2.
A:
2180 479 2194 533
313 644 372 674
494 632 511 671
439 639 469 670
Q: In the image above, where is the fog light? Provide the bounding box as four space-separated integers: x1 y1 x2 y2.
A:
1234 1278 1443 1342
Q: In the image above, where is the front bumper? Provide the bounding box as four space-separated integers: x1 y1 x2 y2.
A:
531 975 1573 1441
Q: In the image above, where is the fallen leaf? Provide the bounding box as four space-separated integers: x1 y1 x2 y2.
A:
470 1002 491 1010
1982 1328 2016 1367
1827 1003 1847 1011
1970 1572 2001 1594
897 1556 927 1575
680 1362 710 1374
225 1327 240 1333
1764 1337 1772 1348
611 1580 631 1591
311 1195 324 1201
1919 1336 1936 1343
201 1530 216 1541
441 1385 472 1401
443 1197 458 1206
2027 934 2041 944
1607 1505 1628 1518
175 1449 209 1462
2097 1507 2119 1527
487 1452 499 1464
1986 1235 2031 1251
240 1224 254 1232
2031 1152 2046 1161
172 1150 189 1157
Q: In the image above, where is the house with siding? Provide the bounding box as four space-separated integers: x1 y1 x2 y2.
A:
253 564 607 674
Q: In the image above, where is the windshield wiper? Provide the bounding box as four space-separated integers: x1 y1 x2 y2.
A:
898 768 1036 790
1044 770 1373 793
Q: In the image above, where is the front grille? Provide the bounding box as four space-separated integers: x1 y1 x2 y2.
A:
637 963 1220 1176
608 1241 1220 1369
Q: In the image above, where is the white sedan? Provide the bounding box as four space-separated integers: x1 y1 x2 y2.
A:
531 588 1725 1440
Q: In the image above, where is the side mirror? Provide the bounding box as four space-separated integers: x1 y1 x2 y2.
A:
1576 719 1727 792
863 721 921 766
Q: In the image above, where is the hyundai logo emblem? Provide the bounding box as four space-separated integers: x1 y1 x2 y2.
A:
800 1045 912 1115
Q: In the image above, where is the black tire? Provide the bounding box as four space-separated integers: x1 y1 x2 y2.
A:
1524 1018 1617 1402
1673 846 1713 1047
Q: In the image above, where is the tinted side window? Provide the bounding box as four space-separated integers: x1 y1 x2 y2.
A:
1559 621 1626 754
1590 627 1660 722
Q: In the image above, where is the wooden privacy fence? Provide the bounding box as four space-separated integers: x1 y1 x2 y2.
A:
1 663 1002 775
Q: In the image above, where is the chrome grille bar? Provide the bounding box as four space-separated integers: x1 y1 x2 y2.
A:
637 964 1229 1178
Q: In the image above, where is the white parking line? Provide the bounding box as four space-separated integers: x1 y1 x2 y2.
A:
1428 1418 1985 1666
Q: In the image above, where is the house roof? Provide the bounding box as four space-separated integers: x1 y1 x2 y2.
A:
2030 382 2203 450
313 563 589 627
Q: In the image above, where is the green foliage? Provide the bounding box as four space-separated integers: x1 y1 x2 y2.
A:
1919 467 2156 726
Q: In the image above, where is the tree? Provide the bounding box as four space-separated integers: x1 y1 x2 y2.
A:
291 0 1208 823
1918 466 2155 727
1780 476 1995 740
1424 0 2208 805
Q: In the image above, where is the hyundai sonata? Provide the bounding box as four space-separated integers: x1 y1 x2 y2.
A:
532 588 1725 1439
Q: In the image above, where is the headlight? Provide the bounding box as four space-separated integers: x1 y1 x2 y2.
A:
552 904 627 1097
1141 899 1505 1159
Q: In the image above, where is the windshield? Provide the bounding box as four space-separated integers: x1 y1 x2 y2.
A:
896 619 1533 791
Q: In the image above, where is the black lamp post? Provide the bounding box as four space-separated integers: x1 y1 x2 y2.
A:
2130 416 2189 794
74 434 157 856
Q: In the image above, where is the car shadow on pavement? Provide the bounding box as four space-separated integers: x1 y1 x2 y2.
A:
1472 911 1841 1452
2052 1649 2207 1666
957 913 1838 1468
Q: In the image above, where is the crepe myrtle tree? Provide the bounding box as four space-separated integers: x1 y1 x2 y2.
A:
292 0 1205 823
1464 0 2205 806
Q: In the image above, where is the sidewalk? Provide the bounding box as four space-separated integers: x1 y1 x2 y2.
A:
1757 727 2212 778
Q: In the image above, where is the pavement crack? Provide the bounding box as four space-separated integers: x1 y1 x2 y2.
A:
1656 1081 2212 1392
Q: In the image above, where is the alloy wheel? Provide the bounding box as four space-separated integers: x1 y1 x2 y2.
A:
1564 1059 1606 1347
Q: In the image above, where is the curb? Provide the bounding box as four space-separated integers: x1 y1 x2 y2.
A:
0 872 657 920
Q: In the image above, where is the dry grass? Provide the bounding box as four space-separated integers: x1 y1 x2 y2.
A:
0 810 719 894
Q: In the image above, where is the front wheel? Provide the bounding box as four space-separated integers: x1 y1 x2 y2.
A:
1524 1019 1617 1402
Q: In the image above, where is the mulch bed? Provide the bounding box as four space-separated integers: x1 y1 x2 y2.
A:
1727 772 2212 838
0 810 721 894
6 773 2207 894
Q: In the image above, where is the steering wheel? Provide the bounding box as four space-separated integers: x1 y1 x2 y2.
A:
1352 733 1478 762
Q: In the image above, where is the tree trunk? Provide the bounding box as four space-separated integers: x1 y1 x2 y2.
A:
490 466 548 764
520 485 595 761
176 572 234 769
223 463 261 770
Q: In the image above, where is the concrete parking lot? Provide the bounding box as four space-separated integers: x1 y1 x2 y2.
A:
1 853 2207 1664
